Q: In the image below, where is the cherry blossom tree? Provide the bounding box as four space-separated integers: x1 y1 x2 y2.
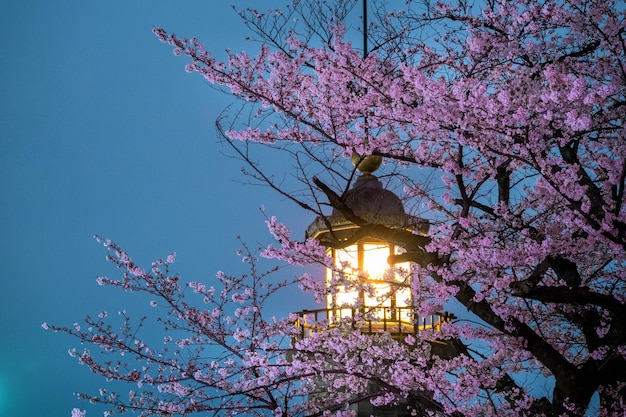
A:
48 0 625 416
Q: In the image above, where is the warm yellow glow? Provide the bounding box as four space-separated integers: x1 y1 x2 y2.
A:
327 246 360 308
393 247 411 306
336 245 358 270
362 243 390 281
362 243 391 315
326 241 415 320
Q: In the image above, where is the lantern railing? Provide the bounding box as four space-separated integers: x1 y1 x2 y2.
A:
293 307 456 339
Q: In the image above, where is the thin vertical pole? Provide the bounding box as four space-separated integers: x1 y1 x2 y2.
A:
361 0 370 147
363 0 368 57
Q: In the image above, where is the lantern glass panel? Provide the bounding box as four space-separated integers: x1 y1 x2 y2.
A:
362 243 392 312
326 240 416 326
362 243 390 281
328 246 360 308
393 247 413 322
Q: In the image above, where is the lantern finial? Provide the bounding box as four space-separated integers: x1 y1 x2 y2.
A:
351 152 382 178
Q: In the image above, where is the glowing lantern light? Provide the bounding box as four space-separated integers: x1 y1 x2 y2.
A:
298 155 452 337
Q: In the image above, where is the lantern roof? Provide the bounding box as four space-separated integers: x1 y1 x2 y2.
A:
307 168 428 241
334 174 404 218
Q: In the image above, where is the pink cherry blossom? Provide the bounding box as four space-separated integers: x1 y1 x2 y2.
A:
49 1 626 416
71 409 85 417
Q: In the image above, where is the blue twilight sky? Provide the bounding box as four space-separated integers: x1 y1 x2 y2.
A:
0 1 320 416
